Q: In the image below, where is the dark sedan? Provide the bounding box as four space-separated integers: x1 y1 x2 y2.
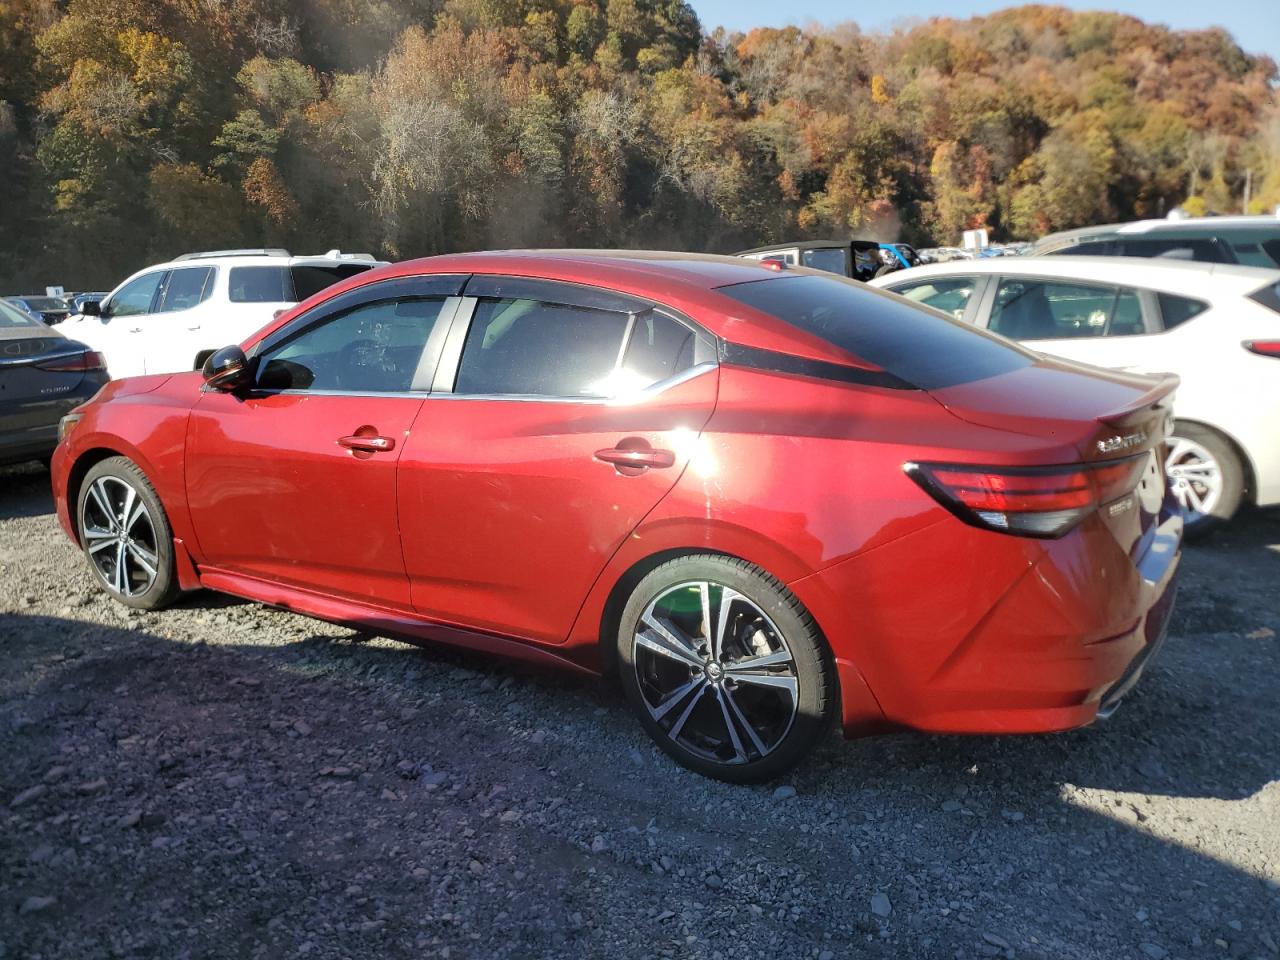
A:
5 295 73 324
1 298 108 467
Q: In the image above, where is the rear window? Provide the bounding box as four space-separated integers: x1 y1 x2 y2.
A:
718 274 1033 390
228 264 372 303
0 300 39 327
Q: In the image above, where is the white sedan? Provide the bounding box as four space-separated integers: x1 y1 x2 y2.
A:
871 256 1280 534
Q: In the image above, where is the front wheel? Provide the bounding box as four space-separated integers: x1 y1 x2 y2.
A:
1165 423 1244 538
617 555 836 784
77 456 180 609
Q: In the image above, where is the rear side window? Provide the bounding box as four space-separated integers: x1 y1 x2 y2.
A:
1157 293 1209 330
159 267 214 312
229 266 290 302
1118 237 1233 264
801 248 847 275
455 299 631 397
292 264 372 300
989 279 1144 339
717 274 1031 390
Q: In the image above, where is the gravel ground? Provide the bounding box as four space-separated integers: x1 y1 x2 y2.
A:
2 460 1278 960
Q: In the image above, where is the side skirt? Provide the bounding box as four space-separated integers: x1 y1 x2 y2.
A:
196 566 600 679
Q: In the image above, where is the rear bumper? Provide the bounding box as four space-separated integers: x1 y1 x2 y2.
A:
790 504 1182 738
0 423 58 465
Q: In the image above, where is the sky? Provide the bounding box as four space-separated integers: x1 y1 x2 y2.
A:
689 0 1280 62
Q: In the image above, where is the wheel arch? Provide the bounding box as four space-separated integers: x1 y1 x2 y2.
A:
65 446 131 545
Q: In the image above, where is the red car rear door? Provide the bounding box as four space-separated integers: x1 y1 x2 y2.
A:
397 277 719 645
184 276 467 608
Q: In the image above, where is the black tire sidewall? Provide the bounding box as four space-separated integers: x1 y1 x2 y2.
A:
77 457 178 609
616 555 835 784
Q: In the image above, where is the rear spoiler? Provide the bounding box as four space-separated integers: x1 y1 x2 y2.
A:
1096 372 1179 430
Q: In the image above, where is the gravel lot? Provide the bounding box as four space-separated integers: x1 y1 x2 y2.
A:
2 460 1278 960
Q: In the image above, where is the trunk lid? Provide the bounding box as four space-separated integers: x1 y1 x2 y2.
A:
0 333 91 432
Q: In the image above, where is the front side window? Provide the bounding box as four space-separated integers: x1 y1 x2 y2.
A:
989 279 1145 340
893 277 977 320
158 267 215 312
107 272 164 317
256 297 449 392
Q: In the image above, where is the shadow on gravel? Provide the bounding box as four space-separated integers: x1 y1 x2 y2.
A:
0 462 54 521
3 608 1278 959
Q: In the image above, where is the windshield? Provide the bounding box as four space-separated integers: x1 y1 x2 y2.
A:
21 297 69 310
717 274 1033 390
0 299 41 327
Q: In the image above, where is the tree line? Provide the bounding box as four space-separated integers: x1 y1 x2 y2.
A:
1 0 1277 289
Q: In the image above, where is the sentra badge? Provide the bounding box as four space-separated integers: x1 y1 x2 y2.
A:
1096 431 1147 454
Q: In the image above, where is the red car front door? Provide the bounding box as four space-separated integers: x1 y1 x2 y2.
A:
184 277 466 608
397 278 720 646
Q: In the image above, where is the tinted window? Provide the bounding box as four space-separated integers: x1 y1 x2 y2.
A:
718 274 1031 390
292 264 372 300
21 297 69 311
108 272 164 317
1157 293 1209 330
159 267 214 312
1119 237 1232 263
990 280 1144 340
229 266 290 302
257 297 448 392
892 277 977 320
1259 239 1280 268
613 312 705 392
455 299 631 397
1057 240 1115 256
0 299 39 327
801 248 847 275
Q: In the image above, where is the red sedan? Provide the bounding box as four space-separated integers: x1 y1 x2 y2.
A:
51 251 1182 782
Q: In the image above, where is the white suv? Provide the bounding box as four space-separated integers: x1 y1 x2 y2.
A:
61 249 388 379
871 256 1280 533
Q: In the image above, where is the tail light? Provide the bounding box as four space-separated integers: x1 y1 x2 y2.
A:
905 455 1150 538
1243 340 1280 358
36 350 106 372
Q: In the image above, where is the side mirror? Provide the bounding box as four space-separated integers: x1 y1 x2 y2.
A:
81 299 101 317
202 345 252 392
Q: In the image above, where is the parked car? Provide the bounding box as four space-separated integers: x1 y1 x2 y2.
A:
70 292 108 314
60 248 387 378
52 251 1181 782
0 298 108 467
737 239 920 281
4 295 72 324
871 256 1280 534
1032 214 1280 267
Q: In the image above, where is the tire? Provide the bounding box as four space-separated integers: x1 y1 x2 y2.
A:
77 456 180 610
1166 422 1245 539
616 554 836 784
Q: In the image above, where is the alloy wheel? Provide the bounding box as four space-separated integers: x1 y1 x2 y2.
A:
81 476 160 598
632 581 799 765
1165 436 1223 520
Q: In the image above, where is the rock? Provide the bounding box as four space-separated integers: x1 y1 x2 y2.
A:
942 800 962 812
591 836 608 854
223 774 247 789
118 811 142 829
77 778 107 795
1000 809 1024 822
1139 943 1167 959
293 720 312 736
19 896 56 915
10 785 47 809
1245 627 1275 640
42 766 69 783
705 874 723 889
1259 930 1278 954
28 844 55 864
871 893 892 918
983 933 1011 949
772 785 797 801
819 952 835 960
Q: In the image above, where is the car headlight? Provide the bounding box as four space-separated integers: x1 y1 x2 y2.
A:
57 413 82 443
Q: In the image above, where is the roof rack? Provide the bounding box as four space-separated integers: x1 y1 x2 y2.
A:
173 248 291 261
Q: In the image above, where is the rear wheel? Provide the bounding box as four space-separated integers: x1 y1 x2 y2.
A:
617 555 836 783
77 457 179 609
1166 422 1244 538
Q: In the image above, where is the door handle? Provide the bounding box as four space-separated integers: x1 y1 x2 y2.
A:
595 446 675 469
338 434 395 453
